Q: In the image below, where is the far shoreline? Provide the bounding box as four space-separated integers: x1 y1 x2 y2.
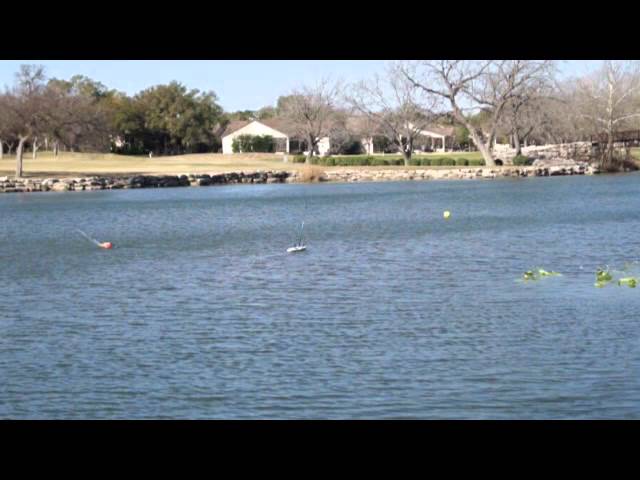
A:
0 162 616 195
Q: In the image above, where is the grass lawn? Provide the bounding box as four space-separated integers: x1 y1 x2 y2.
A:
0 152 305 177
0 150 485 178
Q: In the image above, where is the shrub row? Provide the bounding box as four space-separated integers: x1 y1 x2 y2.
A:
512 155 534 166
232 134 276 153
292 155 486 167
317 156 405 166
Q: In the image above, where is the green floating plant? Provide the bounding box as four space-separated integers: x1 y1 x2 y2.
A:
593 266 638 288
522 268 561 281
618 277 638 288
538 269 561 277
595 268 613 284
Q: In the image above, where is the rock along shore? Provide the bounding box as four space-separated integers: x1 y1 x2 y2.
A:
0 171 292 193
0 162 601 194
320 161 601 183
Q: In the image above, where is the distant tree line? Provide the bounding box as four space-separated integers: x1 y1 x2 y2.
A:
0 65 226 176
2 61 640 177
227 60 640 168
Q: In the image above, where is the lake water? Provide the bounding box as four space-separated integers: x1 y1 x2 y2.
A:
2 174 640 419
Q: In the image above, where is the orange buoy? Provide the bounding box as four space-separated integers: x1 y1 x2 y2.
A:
99 242 113 249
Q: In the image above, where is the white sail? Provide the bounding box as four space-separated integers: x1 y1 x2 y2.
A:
287 221 307 253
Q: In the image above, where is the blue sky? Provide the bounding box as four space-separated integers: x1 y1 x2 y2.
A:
0 60 601 112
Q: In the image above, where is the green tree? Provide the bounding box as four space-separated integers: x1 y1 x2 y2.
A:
125 81 224 155
228 110 256 121
48 75 111 101
46 75 117 154
256 106 276 119
232 134 275 153
454 125 470 149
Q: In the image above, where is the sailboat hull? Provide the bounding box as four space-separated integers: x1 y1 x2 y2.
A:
287 246 307 253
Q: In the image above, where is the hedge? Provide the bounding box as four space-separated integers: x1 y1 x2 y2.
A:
291 155 485 167
310 155 407 166
467 159 486 166
232 134 276 153
512 155 533 166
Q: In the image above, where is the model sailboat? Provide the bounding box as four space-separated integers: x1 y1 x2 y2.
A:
287 221 307 253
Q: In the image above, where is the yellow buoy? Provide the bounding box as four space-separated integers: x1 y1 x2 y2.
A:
443 211 451 219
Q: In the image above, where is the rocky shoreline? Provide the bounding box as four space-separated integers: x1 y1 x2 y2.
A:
0 162 603 194
0 171 293 193
321 161 600 183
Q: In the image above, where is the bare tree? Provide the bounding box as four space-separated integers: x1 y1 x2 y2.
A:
46 90 113 153
32 136 39 159
0 103 8 160
347 65 438 166
573 60 640 169
467 61 556 151
400 60 555 166
2 65 114 177
399 61 494 164
325 108 363 155
0 96 10 160
2 65 51 177
499 85 561 154
279 79 342 164
534 81 587 144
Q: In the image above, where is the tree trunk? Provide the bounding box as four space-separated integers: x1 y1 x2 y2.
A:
305 137 316 164
452 107 495 166
606 131 614 170
53 141 59 157
469 129 495 166
397 135 411 166
513 130 522 156
402 148 411 166
0 139 3 160
16 136 27 178
32 137 39 159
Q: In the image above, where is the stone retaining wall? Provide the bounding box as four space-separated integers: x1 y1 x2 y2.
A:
0 162 604 194
318 162 599 183
0 171 292 193
493 142 595 164
493 141 631 165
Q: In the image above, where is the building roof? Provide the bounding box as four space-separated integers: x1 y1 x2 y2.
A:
221 120 252 137
259 118 298 137
421 125 455 137
221 118 298 138
220 116 455 139
345 115 456 137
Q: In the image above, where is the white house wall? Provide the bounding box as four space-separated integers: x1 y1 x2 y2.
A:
318 137 331 156
302 137 331 157
222 121 289 154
